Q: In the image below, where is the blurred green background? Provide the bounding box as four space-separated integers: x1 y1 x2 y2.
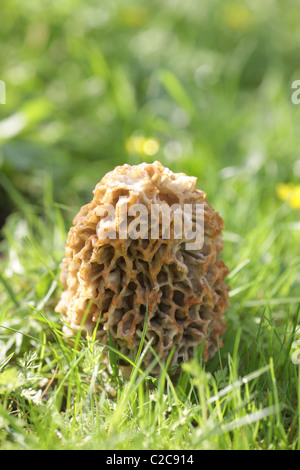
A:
0 0 300 230
2 1 300 450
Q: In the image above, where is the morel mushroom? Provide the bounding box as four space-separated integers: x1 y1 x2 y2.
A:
55 161 230 377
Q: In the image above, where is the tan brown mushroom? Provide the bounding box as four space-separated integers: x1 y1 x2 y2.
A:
55 161 230 377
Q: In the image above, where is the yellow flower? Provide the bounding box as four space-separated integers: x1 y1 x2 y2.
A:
120 7 148 27
224 4 253 32
276 183 300 209
126 136 160 157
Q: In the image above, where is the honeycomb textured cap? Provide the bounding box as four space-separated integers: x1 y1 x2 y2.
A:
55 161 230 377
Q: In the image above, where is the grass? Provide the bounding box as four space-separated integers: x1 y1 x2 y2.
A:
0 0 300 451
0 181 299 450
